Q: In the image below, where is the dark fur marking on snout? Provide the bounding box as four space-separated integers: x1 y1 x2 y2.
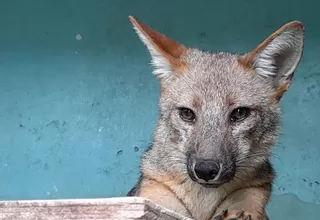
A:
170 128 180 144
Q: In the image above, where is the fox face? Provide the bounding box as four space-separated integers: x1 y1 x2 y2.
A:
129 16 304 187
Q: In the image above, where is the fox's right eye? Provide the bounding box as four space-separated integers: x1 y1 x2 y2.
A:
179 108 196 123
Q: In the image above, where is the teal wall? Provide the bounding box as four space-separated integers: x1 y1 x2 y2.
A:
0 0 319 219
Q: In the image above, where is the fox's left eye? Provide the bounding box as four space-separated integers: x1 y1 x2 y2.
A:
179 108 196 122
230 107 251 122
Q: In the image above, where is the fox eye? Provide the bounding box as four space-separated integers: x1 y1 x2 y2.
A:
230 107 251 122
179 108 196 122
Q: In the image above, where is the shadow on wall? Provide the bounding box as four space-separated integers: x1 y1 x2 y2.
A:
0 0 319 219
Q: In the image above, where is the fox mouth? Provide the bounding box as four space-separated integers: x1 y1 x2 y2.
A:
197 182 227 188
187 170 235 188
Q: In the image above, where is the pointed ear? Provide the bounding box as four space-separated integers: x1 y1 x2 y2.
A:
129 15 187 82
239 21 305 99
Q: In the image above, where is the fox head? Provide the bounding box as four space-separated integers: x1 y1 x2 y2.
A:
129 16 304 187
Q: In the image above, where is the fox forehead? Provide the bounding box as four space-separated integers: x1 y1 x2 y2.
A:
163 49 271 109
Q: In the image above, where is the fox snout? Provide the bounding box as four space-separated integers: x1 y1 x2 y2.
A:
187 156 236 187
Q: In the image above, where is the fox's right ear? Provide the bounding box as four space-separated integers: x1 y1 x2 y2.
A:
129 16 187 82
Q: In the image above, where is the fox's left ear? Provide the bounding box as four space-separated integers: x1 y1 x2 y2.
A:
239 21 305 99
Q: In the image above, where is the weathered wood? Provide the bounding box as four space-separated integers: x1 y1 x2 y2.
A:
0 196 192 220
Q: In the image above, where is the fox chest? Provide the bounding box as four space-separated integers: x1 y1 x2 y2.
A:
173 185 228 220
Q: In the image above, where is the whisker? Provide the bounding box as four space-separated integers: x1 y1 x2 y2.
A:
236 152 274 163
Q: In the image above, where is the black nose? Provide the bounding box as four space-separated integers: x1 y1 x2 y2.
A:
194 160 220 181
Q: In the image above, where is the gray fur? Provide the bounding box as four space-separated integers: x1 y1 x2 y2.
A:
127 17 304 219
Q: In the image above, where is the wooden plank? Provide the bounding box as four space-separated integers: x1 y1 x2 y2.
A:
0 196 192 220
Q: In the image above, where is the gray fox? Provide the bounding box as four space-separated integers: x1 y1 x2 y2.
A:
127 15 304 220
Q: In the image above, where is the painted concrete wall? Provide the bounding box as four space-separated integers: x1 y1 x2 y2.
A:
0 0 319 218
